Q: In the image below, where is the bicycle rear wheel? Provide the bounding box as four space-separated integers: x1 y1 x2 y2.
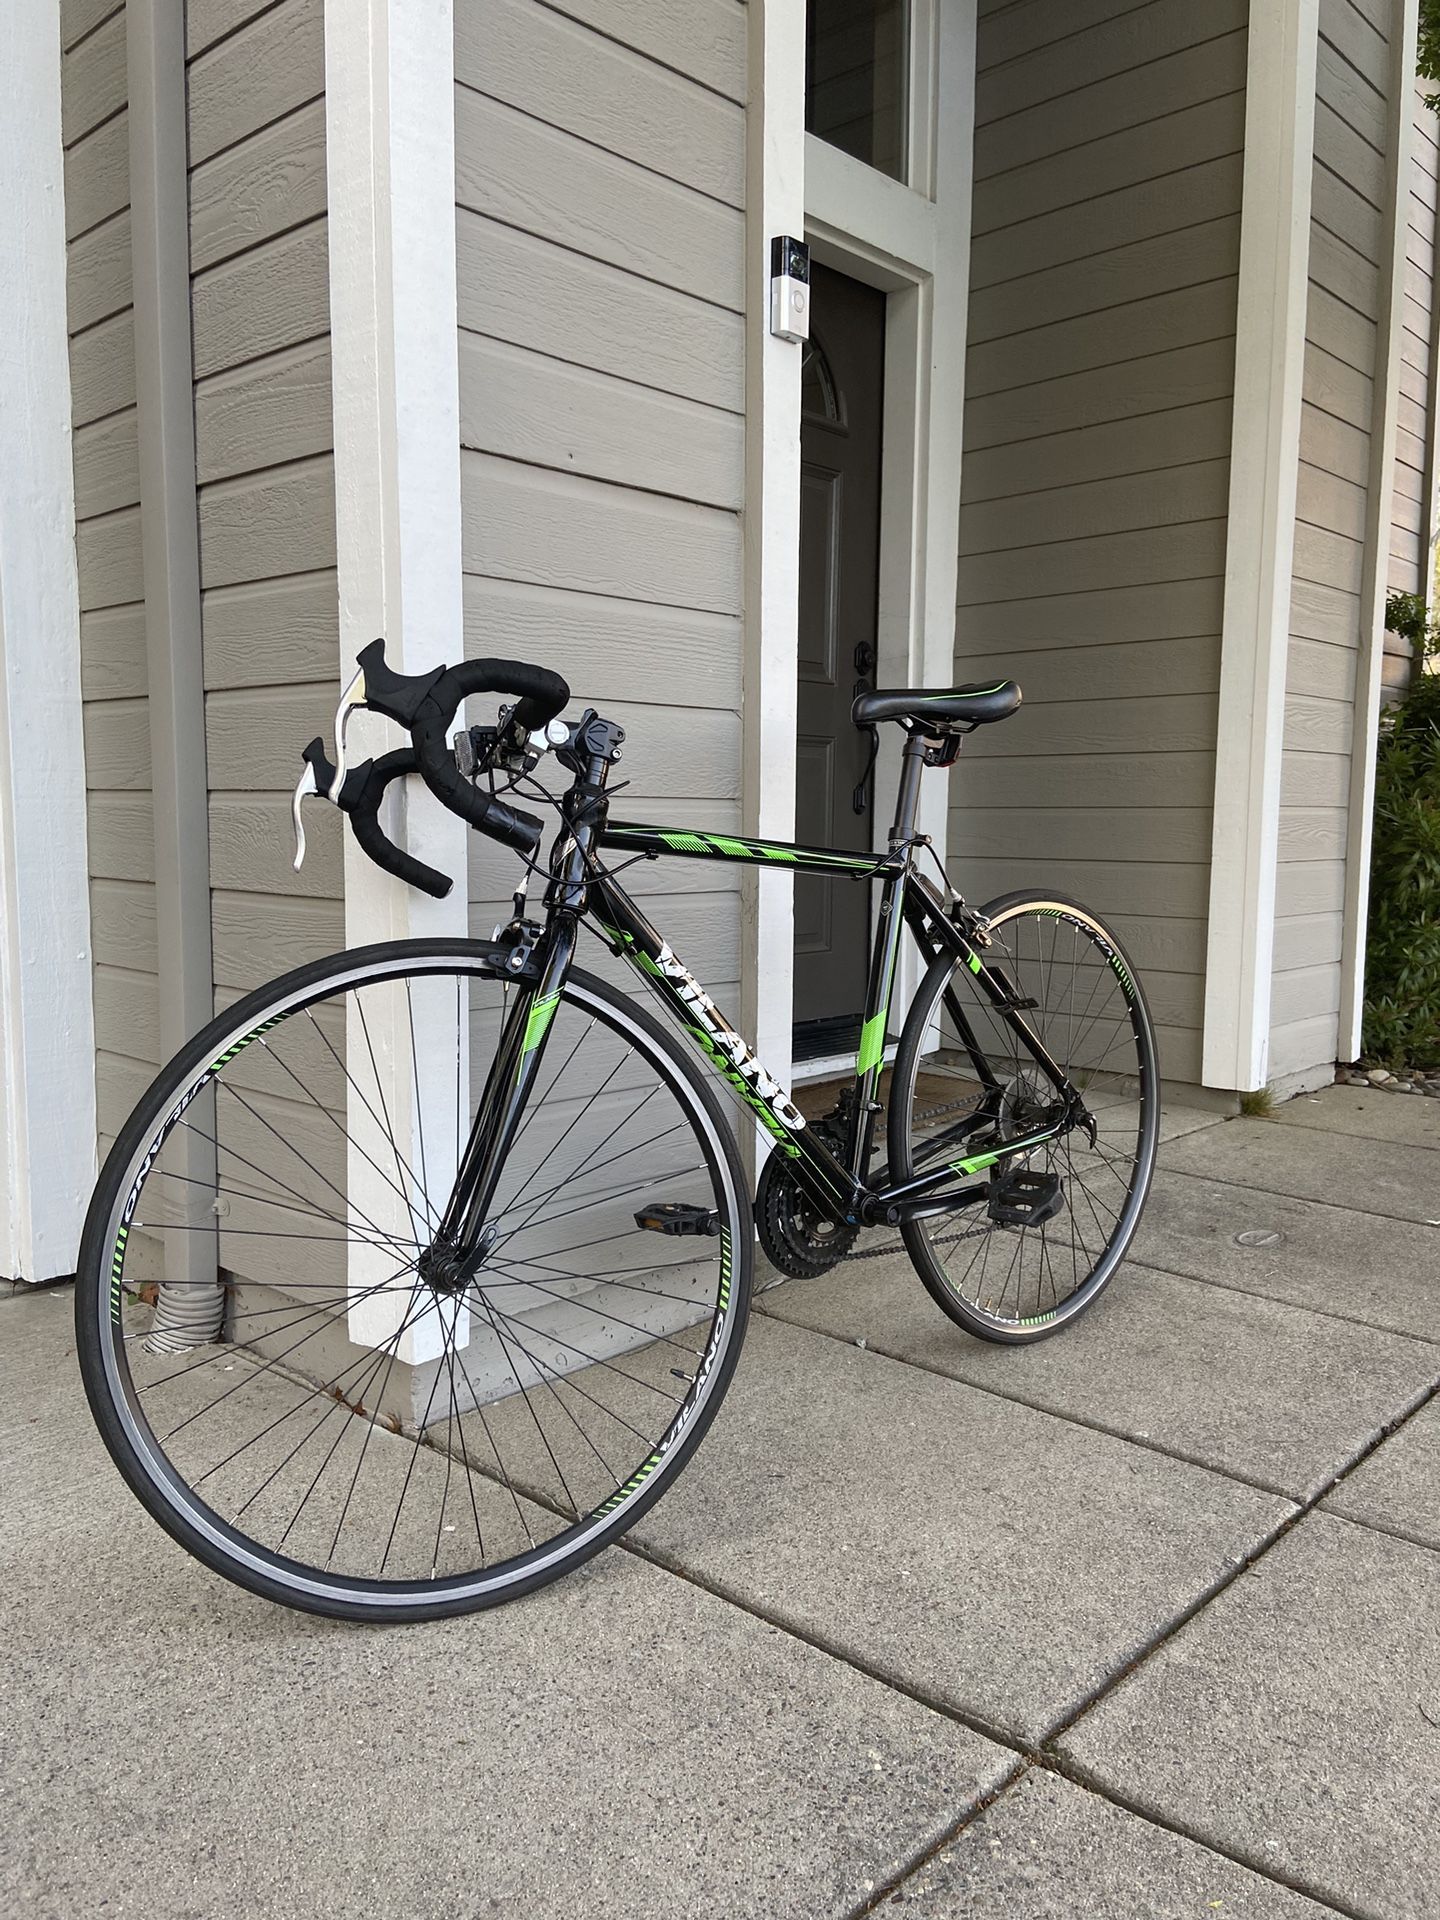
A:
76 941 750 1620
888 891 1159 1342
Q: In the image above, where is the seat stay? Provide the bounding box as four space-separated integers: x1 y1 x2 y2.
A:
903 879 1076 1103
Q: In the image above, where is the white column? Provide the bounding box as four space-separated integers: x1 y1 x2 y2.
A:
1337 0 1420 1061
0 1 98 1284
326 0 468 1358
1201 0 1319 1092
740 0 806 1139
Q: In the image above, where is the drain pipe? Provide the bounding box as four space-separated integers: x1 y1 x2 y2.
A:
130 3 223 1351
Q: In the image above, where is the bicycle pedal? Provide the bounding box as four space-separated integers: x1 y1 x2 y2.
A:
634 1203 722 1237
986 1169 1065 1229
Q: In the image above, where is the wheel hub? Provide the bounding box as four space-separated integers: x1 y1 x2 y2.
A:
417 1224 497 1296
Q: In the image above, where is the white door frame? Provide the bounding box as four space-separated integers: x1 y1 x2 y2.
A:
786 0 977 1084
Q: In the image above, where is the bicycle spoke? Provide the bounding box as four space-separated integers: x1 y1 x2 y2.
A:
92 953 745 1605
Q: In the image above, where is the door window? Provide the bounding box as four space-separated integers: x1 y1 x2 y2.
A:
806 0 909 183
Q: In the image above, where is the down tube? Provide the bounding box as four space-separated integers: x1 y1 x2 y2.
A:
591 877 860 1214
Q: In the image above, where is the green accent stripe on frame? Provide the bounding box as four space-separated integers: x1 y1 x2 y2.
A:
856 1009 887 1077
522 992 561 1053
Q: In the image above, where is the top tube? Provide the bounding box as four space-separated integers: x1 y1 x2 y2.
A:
600 822 899 877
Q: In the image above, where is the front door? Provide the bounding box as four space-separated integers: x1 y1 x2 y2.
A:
794 263 886 1061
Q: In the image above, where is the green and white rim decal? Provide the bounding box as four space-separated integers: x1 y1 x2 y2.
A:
112 1008 302 1325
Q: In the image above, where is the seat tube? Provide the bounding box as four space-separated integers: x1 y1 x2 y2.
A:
890 732 927 848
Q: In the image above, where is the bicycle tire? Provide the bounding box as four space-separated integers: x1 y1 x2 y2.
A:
76 940 752 1620
888 890 1160 1343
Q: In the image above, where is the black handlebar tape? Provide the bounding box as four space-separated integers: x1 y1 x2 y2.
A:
348 802 452 899
349 640 569 854
445 654 570 733
356 639 569 735
299 735 452 898
346 747 453 899
411 740 544 857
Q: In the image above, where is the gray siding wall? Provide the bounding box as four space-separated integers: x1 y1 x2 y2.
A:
62 0 158 1151
64 0 339 1148
186 0 342 1004
952 0 1247 1088
1383 79 1438 699
453 0 747 1002
1269 0 1396 1083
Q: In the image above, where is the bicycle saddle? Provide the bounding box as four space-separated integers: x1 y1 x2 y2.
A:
851 680 1022 729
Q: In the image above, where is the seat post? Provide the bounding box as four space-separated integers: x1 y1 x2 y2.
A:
890 731 929 849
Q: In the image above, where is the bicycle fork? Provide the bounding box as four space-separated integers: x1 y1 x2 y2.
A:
416 919 577 1293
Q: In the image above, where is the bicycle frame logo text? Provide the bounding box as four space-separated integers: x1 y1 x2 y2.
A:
643 940 807 1142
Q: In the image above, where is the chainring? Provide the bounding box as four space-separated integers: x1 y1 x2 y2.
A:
755 1116 858 1279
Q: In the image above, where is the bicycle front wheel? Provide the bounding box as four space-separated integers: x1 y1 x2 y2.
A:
888 891 1159 1342
76 941 751 1620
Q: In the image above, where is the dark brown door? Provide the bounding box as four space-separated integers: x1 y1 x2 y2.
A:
794 264 886 1061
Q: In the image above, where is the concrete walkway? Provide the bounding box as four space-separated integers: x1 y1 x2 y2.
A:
5 1084 1439 1918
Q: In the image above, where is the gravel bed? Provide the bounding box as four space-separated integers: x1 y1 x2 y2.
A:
1336 1062 1440 1096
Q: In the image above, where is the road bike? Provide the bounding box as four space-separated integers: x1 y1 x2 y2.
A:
76 645 1159 1619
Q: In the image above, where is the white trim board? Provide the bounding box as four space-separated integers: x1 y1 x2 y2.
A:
325 0 468 1364
800 0 976 1060
1337 0 1420 1063
0 0 97 1282
1201 0 1319 1092
740 0 807 1169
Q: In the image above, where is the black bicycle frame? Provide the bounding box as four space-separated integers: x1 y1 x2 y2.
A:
431 730 1086 1267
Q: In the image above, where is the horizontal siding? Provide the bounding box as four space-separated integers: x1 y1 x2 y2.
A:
1387 78 1437 682
455 0 747 1003
955 0 1243 1087
186 0 340 1006
61 5 161 1103
1271 0 1397 1075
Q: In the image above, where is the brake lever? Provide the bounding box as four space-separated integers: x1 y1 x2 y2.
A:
292 739 337 871
329 662 367 800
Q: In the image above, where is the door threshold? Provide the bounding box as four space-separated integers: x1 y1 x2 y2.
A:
791 1043 898 1087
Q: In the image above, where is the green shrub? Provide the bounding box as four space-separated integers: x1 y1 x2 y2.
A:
1384 590 1436 655
1423 0 1440 111
1362 670 1440 1069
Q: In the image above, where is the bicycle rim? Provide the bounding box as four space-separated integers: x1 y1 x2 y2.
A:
890 893 1159 1341
77 943 750 1618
